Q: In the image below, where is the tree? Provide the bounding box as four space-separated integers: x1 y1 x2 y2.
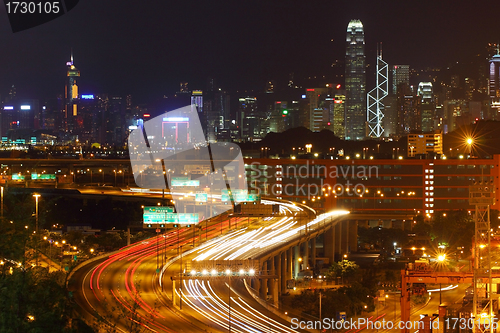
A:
326 260 359 284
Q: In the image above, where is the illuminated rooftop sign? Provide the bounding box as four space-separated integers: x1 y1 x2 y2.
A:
163 117 189 122
3 106 13 110
81 95 94 99
20 105 31 110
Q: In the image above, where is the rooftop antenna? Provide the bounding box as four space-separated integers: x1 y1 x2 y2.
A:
71 48 74 64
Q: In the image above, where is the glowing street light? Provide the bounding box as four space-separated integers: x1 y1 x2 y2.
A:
466 137 473 157
33 193 41 266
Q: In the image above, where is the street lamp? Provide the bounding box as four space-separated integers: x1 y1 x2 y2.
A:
113 170 117 187
33 194 40 266
99 169 103 183
87 169 92 183
466 137 473 157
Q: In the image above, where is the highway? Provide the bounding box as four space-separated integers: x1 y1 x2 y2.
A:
72 200 349 332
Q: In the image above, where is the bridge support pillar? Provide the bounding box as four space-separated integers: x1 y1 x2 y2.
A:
172 280 179 308
303 242 309 271
260 261 267 300
280 252 286 295
274 255 281 297
268 258 275 302
310 238 317 269
323 227 336 265
252 276 259 292
287 248 293 281
293 245 300 278
271 278 279 307
127 227 131 246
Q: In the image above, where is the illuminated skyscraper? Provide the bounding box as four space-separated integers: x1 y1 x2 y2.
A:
345 19 366 140
65 52 80 132
417 82 435 132
489 47 500 114
367 46 388 138
333 91 346 139
392 65 409 95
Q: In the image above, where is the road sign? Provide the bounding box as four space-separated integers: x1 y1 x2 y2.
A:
222 189 248 202
165 213 199 224
31 173 56 180
195 192 208 202
221 189 259 202
247 193 260 202
171 177 200 187
143 206 175 225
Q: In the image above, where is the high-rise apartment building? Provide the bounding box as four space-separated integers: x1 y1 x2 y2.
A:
345 19 366 140
392 65 409 95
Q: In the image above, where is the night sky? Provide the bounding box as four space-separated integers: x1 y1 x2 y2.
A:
0 0 499 103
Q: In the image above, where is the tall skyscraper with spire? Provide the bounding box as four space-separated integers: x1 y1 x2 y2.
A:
65 51 80 132
489 45 500 116
345 19 366 140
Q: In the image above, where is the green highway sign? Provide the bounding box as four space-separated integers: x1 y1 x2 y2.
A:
143 206 175 225
11 174 25 180
247 194 260 202
31 173 56 180
195 192 208 202
171 177 200 187
222 189 250 202
165 213 199 224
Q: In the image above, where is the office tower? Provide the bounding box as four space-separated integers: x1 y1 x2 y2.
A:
345 19 366 140
65 52 80 132
417 82 435 132
489 48 500 115
188 90 205 139
443 99 467 133
396 83 418 135
215 90 230 130
333 91 346 139
392 65 409 95
191 90 203 115
305 87 329 132
269 101 286 134
0 100 39 140
465 78 475 101
237 97 260 140
382 96 397 137
367 46 388 138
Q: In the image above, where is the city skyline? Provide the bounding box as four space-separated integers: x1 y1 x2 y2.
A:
0 1 500 102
